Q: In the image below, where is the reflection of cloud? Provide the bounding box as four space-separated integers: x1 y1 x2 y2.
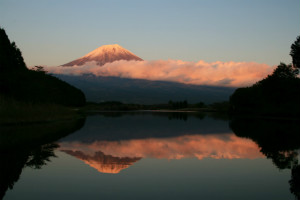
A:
59 134 263 161
42 60 274 87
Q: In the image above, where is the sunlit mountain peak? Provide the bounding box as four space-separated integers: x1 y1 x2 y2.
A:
62 44 143 66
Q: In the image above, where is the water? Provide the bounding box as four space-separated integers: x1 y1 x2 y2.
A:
1 112 299 200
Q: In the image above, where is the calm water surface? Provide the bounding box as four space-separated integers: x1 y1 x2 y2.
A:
1 112 299 200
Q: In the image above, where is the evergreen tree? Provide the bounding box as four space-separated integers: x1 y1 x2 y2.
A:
0 28 27 72
290 35 300 70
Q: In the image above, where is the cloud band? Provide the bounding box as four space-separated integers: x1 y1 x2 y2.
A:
41 60 275 87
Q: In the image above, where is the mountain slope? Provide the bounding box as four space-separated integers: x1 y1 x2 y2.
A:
62 44 143 66
54 74 235 104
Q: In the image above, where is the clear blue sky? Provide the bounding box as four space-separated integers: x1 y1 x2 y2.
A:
0 0 299 66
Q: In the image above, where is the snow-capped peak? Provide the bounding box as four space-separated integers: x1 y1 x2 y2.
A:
63 44 143 66
84 44 130 58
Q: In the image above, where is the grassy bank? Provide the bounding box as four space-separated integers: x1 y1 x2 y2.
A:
0 117 85 150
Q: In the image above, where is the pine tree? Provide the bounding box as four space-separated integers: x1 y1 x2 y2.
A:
0 27 27 72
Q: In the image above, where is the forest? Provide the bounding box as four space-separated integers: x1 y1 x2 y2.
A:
230 36 300 117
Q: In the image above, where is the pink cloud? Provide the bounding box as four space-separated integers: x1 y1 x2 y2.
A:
42 60 275 87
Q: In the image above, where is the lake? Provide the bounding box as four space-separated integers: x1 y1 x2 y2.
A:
1 112 299 200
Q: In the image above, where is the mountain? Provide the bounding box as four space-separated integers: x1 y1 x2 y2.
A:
54 74 235 104
62 44 143 66
61 150 141 174
55 43 234 104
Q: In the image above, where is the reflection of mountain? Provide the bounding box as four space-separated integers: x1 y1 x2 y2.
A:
61 150 141 174
60 134 263 166
60 114 231 142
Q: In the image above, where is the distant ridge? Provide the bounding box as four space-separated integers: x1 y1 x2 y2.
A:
54 74 236 104
62 44 143 66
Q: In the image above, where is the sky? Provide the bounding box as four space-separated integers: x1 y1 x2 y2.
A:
1 0 299 67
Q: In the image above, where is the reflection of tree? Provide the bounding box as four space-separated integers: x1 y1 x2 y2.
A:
0 143 58 199
0 118 85 150
0 151 27 199
265 151 298 170
26 143 59 169
0 118 85 200
290 165 300 200
167 112 188 121
95 111 207 121
230 117 300 199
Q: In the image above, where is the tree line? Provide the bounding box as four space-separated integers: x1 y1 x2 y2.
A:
229 35 300 117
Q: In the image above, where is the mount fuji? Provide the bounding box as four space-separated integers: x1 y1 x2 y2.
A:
54 44 235 104
63 44 143 66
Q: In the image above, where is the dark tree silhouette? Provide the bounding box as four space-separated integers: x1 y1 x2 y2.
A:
290 165 300 200
0 28 27 72
271 63 298 79
290 35 300 70
168 100 188 109
0 27 86 106
33 65 48 74
230 36 300 117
